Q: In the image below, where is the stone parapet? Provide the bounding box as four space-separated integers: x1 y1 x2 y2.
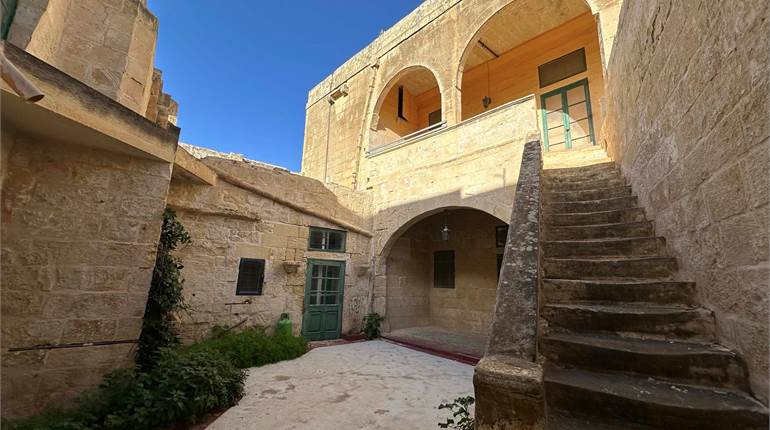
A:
474 140 543 428
474 355 544 430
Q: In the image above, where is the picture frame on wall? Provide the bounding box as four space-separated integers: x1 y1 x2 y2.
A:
496 225 508 247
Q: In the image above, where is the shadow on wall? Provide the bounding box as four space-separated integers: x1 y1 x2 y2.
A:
598 0 769 404
369 185 517 337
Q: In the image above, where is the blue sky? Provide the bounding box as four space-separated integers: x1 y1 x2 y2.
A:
148 1 422 171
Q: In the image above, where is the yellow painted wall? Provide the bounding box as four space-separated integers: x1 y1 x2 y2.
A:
461 12 604 135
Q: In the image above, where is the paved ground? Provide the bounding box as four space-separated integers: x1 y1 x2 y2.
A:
207 340 474 430
385 326 488 358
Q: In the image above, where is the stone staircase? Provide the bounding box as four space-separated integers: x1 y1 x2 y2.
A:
539 147 769 429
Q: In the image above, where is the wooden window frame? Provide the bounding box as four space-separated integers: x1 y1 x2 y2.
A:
538 48 587 88
397 86 407 121
308 227 347 252
433 250 455 289
236 258 265 296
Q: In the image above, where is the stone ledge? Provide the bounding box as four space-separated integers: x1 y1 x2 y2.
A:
1 41 179 163
474 355 544 430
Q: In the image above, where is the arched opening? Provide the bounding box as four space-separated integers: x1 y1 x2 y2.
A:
370 66 442 150
458 0 605 152
383 208 506 357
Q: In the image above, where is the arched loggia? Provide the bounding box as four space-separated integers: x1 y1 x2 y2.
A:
370 66 443 150
380 207 507 355
456 0 608 152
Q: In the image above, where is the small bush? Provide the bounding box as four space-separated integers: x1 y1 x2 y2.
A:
3 329 307 430
362 313 384 339
186 326 307 369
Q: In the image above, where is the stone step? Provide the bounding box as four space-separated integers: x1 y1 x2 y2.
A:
542 279 696 305
546 408 655 430
543 161 617 178
541 332 750 391
543 185 632 203
543 237 666 258
543 196 638 214
543 176 627 192
543 208 646 226
542 302 716 341
544 366 769 429
545 221 654 241
543 256 677 279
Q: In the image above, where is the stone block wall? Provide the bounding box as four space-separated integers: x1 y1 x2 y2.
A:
369 98 540 318
601 0 769 402
166 157 372 340
385 209 503 335
1 131 172 418
8 0 161 115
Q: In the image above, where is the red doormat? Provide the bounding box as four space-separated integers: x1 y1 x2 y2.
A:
380 335 481 365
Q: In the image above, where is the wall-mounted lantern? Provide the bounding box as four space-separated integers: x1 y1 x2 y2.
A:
441 210 451 241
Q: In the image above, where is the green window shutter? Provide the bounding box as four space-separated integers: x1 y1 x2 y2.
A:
434 250 455 289
236 258 265 295
308 227 347 252
1 0 19 40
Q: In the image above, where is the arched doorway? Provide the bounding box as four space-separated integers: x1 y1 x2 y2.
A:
457 0 605 152
382 208 507 358
370 66 443 150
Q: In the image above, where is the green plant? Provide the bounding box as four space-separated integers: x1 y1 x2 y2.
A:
362 312 384 339
136 208 191 370
2 348 244 430
438 396 475 430
186 326 307 369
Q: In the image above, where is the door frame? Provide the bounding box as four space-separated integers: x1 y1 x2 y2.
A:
302 258 345 340
540 78 596 151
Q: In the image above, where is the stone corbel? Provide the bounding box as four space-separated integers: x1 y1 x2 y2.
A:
355 265 370 277
282 261 301 273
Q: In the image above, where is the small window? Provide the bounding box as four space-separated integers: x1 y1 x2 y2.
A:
496 225 508 247
428 109 442 126
538 48 587 88
236 258 265 295
434 250 455 289
497 253 504 281
397 86 407 120
308 227 347 252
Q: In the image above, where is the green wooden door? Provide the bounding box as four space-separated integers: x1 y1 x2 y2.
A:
540 78 596 152
302 259 345 341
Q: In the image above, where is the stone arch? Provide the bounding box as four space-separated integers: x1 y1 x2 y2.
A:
375 206 508 334
377 205 506 260
368 64 445 150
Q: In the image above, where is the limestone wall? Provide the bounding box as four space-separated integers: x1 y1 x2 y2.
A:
1 131 172 418
385 209 502 336
166 158 372 340
601 0 769 402
369 98 539 318
301 0 621 190
8 0 160 115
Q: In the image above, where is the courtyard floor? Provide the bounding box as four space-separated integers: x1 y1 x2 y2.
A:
207 340 474 430
384 326 488 360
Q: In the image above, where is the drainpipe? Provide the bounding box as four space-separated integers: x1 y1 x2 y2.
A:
352 61 379 190
1 43 44 102
322 77 335 183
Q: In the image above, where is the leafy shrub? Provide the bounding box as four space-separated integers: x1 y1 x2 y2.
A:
186 326 307 369
137 208 191 370
362 312 384 339
3 348 244 430
438 396 475 430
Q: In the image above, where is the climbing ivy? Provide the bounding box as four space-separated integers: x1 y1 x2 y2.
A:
136 208 191 370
